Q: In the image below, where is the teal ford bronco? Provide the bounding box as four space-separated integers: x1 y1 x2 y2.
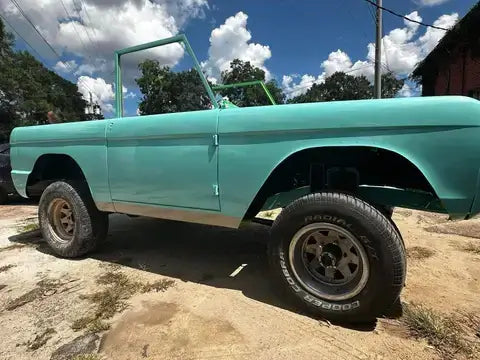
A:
9 35 480 322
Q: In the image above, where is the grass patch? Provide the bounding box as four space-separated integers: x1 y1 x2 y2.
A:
72 355 102 360
461 242 480 255
407 246 435 260
5 279 61 311
401 303 478 358
72 317 110 333
0 243 28 253
72 271 175 333
141 279 175 293
0 264 16 273
20 223 40 233
26 328 56 351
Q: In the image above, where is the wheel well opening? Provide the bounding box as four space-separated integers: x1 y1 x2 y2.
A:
26 154 86 197
245 146 437 219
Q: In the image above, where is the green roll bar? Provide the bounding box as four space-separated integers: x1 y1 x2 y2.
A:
114 34 218 118
212 80 277 105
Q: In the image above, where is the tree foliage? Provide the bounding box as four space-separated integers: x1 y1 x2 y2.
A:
136 59 211 115
219 59 284 106
289 72 404 103
0 19 87 141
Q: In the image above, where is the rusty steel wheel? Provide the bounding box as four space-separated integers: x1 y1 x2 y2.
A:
47 198 76 242
39 181 108 258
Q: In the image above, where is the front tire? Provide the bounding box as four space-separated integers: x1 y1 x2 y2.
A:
39 181 108 258
268 192 406 323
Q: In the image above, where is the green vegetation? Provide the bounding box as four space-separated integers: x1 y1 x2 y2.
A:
0 243 28 253
289 72 404 103
72 355 102 360
0 19 89 142
461 241 480 255
218 59 284 107
401 303 478 358
72 271 175 332
407 246 436 260
18 222 40 233
26 328 56 351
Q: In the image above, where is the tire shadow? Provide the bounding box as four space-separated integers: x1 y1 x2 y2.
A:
8 214 402 330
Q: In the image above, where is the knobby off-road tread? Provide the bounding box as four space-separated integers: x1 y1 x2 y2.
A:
268 192 407 322
39 181 108 258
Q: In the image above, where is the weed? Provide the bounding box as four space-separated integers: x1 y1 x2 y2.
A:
461 242 480 255
87 319 110 333
141 279 175 293
72 271 174 333
72 355 102 360
263 211 274 218
26 328 56 351
5 279 60 310
20 223 40 233
401 303 477 358
0 264 16 273
72 317 94 331
0 244 28 253
407 246 435 260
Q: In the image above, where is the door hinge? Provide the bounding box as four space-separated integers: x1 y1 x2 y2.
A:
213 134 219 146
213 184 219 196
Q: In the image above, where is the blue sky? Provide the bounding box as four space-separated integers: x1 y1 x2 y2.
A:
1 0 477 117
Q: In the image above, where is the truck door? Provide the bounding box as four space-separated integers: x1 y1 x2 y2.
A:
106 109 220 211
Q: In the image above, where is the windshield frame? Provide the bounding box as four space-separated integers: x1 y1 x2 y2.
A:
114 34 218 118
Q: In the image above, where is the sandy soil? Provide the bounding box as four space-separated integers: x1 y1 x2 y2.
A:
0 202 479 360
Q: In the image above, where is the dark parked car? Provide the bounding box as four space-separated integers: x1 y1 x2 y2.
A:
0 143 43 204
0 143 15 204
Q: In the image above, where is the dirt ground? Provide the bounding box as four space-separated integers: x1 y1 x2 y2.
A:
0 200 479 360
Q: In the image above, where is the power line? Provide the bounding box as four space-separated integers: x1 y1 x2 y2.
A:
5 0 95 95
59 0 91 58
8 0 61 57
362 0 450 31
0 12 44 60
72 0 100 50
72 0 101 53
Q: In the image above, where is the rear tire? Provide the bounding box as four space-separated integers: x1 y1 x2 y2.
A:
268 192 406 323
39 181 108 258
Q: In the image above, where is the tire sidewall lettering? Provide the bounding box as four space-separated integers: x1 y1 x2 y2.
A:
279 251 361 311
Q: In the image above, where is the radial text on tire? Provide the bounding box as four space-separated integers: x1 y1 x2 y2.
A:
268 192 406 323
39 181 109 258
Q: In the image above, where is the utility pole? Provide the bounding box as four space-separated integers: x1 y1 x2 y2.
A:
374 0 382 99
85 91 103 119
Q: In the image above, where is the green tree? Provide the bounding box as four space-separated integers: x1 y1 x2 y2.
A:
0 18 88 141
219 59 284 106
289 71 404 103
381 72 405 98
136 59 211 115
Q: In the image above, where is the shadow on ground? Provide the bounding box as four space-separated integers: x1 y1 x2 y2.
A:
9 214 405 330
4 195 38 206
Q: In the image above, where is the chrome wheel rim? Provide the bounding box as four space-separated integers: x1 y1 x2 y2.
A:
289 223 369 301
48 198 75 242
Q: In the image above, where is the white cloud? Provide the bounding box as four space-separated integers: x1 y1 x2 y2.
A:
1 0 209 84
282 74 324 98
283 11 458 98
415 0 450 6
77 76 116 113
54 60 78 73
202 12 272 82
398 83 413 97
418 13 459 53
322 50 352 77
